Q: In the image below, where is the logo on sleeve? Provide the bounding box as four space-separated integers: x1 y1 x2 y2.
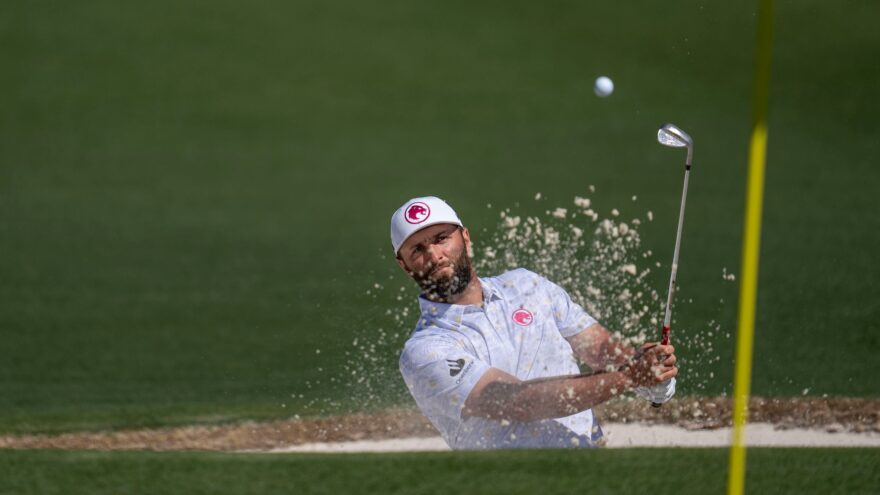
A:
447 358 466 377
512 308 534 326
405 202 431 224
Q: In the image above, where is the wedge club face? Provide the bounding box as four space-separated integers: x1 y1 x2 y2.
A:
657 123 694 167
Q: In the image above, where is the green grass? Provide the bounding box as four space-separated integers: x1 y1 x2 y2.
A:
1 0 878 433
1 448 878 495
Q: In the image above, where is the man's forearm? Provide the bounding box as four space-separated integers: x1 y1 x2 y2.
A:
472 371 632 422
598 337 636 369
569 324 635 371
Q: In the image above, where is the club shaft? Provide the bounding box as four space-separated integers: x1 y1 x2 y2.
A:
652 164 690 408
661 165 691 342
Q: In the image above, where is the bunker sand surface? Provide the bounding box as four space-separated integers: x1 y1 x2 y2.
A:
275 424 880 453
1 397 877 451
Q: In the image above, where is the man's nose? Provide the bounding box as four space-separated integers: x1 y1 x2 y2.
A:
425 243 443 263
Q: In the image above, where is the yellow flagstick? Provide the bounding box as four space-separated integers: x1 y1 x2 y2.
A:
728 1 774 494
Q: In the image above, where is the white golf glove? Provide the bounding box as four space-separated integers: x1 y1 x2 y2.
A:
634 377 676 404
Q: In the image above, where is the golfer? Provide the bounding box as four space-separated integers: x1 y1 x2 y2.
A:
392 196 677 449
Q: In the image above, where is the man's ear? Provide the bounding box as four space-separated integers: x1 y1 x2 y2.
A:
395 255 409 273
461 227 474 258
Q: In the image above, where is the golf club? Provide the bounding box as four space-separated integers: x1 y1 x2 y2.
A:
651 123 693 408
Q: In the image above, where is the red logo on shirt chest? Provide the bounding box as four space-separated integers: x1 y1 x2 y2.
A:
512 308 534 326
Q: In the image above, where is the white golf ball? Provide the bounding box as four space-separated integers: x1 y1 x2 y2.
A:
594 76 614 97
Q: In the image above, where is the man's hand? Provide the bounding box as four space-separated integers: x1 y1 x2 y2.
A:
621 343 677 388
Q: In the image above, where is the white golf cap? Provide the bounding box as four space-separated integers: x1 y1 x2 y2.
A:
390 196 463 254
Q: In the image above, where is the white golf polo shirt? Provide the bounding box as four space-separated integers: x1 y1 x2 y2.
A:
399 268 603 449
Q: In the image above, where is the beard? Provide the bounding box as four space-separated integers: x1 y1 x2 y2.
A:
411 248 474 302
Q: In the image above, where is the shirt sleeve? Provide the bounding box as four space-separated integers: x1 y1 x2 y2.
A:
399 337 490 421
541 276 598 338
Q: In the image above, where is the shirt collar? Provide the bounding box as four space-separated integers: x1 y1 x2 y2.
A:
417 278 504 322
481 278 504 302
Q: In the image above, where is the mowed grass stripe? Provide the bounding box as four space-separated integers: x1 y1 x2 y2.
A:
1 448 879 495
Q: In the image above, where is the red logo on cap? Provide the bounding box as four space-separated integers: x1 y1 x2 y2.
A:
512 308 534 326
405 202 431 224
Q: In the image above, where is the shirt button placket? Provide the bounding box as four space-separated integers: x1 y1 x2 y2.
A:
489 300 517 370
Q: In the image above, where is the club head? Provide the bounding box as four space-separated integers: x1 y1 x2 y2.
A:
657 123 694 167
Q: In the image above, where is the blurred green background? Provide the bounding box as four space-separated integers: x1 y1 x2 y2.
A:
1 0 878 433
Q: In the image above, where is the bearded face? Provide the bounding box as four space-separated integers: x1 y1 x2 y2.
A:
410 244 474 301
396 225 476 303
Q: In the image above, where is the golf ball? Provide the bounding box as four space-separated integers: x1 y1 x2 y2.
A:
594 76 614 97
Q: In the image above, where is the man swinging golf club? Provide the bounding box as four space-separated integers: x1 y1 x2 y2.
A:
392 196 677 449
